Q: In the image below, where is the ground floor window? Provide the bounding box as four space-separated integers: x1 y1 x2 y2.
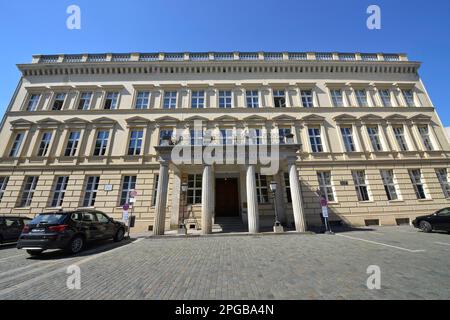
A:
187 174 202 204
0 176 9 202
436 168 450 198
152 174 159 206
317 171 335 202
255 173 269 204
82 176 100 207
120 176 137 206
380 170 399 201
50 176 69 207
352 171 370 201
284 173 292 203
408 169 427 200
18 176 39 207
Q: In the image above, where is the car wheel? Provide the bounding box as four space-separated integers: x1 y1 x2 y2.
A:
114 228 125 242
419 221 432 233
67 235 84 254
26 250 43 256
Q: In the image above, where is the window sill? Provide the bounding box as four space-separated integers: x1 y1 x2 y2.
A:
388 200 405 203
417 199 433 202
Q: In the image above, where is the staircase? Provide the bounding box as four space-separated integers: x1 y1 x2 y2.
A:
213 217 248 233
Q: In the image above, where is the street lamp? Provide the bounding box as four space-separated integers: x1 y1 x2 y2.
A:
178 182 189 235
269 181 284 233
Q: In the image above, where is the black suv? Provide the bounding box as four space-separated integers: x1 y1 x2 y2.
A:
0 216 32 244
412 208 450 233
17 210 127 256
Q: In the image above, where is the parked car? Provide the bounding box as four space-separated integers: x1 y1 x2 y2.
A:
17 210 127 256
0 216 32 244
412 208 450 233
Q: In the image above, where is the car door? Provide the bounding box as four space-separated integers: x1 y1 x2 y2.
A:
81 212 101 240
5 218 22 241
435 208 450 230
95 212 116 239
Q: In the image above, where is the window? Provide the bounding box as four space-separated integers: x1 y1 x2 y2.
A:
159 129 173 145
393 126 408 151
352 171 370 201
355 90 369 107
127 130 144 156
273 90 286 108
0 177 9 202
402 89 415 107
301 90 314 108
93 130 109 156
418 125 434 151
65 131 81 157
379 90 392 107
18 176 39 207
120 176 137 206
409 169 427 200
380 170 398 200
255 174 269 204
152 175 159 206
219 91 232 108
436 169 450 198
220 129 234 145
78 92 93 110
191 91 205 109
163 91 177 109
187 174 202 204
278 128 292 144
50 176 69 207
248 128 263 145
9 133 24 157
82 176 100 207
135 91 150 109
37 132 52 157
246 90 259 108
317 171 335 202
284 173 292 203
308 128 323 153
340 127 356 152
26 94 40 111
52 93 66 110
367 126 382 151
190 130 204 146
96 213 110 224
330 89 344 107
104 92 119 110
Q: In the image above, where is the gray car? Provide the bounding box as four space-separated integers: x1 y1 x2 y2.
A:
0 216 32 244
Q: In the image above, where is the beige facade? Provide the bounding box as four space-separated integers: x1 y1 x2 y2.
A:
0 51 449 233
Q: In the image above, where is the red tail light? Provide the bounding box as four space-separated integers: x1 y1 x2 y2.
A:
22 226 30 234
48 225 68 233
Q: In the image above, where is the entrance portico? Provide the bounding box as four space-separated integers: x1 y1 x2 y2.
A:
153 144 306 235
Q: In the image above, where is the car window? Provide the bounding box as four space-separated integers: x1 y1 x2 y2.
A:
31 214 67 225
437 208 450 216
5 218 19 227
82 212 98 222
96 213 110 224
71 212 83 222
22 219 32 225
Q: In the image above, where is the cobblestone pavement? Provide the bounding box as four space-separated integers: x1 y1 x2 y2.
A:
0 226 449 300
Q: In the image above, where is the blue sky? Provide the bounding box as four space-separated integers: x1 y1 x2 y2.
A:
0 0 449 124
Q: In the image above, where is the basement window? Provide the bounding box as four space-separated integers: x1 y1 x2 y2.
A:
365 219 380 227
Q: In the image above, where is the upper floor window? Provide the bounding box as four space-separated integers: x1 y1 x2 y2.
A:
255 173 269 204
65 131 81 157
248 128 263 145
418 125 434 151
379 89 392 107
163 91 177 109
159 129 173 145
104 92 119 110
246 90 259 108
402 89 415 107
0 176 9 202
52 93 66 110
317 171 335 202
135 91 150 109
26 94 40 111
367 126 383 151
37 132 52 157
191 91 205 109
436 168 450 198
128 130 144 156
380 170 399 201
219 91 232 108
409 169 427 200
78 92 93 110
93 130 109 156
187 174 202 205
18 176 39 207
220 129 234 145
82 176 100 207
120 176 137 206
340 127 356 152
273 90 286 108
330 89 344 107
393 126 408 151
352 170 370 201
9 132 24 157
308 128 323 153
50 176 69 207
278 128 292 144
301 90 314 108
355 90 369 107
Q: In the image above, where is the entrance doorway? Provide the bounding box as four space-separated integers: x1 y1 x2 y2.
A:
215 178 239 217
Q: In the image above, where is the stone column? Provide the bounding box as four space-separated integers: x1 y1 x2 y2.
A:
288 158 306 232
153 161 169 235
246 164 259 233
170 170 182 230
201 165 213 234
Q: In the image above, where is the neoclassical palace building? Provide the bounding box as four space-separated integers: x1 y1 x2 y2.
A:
0 51 449 234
